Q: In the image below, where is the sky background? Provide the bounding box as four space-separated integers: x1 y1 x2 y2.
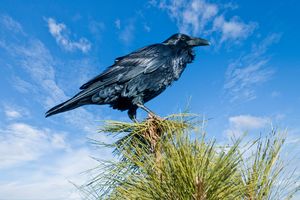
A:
0 0 299 199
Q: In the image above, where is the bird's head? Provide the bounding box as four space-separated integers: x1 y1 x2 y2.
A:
163 33 210 48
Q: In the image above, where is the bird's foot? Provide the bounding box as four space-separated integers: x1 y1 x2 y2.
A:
129 115 139 123
128 108 139 123
148 112 163 121
132 118 139 123
135 103 164 121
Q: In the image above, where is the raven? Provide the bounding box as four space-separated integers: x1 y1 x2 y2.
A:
45 33 209 121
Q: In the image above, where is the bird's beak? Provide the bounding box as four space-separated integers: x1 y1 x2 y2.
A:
187 37 210 47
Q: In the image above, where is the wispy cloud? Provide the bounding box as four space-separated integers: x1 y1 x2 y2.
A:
0 126 98 199
224 114 270 137
229 115 270 129
46 18 91 53
224 34 281 101
0 15 104 134
2 104 30 120
0 122 68 169
152 0 256 44
4 107 22 119
156 0 218 34
0 14 24 34
212 15 256 44
118 19 135 45
89 20 105 40
14 40 67 107
0 151 98 200
11 76 35 94
271 91 281 98
0 15 107 199
144 23 151 32
115 19 121 29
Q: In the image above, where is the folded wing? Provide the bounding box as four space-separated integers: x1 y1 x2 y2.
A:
79 44 172 90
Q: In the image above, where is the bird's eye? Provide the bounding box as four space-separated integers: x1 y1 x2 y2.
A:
180 37 186 40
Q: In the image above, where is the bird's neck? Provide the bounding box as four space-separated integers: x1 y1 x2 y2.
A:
187 48 195 63
177 48 194 64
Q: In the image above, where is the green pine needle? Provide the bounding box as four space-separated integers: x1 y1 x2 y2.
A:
81 113 299 200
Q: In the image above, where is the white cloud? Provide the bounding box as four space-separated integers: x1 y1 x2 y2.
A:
286 135 300 145
4 108 21 119
0 15 24 34
1 19 103 133
0 109 103 199
89 20 105 40
46 18 91 53
12 39 67 107
153 0 255 44
213 15 256 43
115 19 121 29
0 14 112 200
157 0 218 34
271 91 281 98
0 121 106 199
3 104 30 120
229 115 270 129
144 23 151 32
118 20 135 45
0 123 68 169
11 76 35 94
224 34 281 101
225 115 270 137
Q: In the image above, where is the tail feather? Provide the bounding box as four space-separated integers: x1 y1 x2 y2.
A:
45 98 81 118
45 86 103 117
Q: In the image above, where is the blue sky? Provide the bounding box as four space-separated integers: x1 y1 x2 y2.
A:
0 0 299 199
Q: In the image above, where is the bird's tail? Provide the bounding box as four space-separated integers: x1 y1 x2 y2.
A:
45 98 82 118
46 84 102 117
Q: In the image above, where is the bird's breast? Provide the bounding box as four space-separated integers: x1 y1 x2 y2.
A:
171 57 187 80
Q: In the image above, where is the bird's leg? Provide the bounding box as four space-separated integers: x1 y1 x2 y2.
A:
128 107 138 123
136 103 159 119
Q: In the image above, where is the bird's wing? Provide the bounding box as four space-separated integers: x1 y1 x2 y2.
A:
79 44 172 90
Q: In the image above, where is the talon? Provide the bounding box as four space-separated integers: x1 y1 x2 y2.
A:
148 113 163 121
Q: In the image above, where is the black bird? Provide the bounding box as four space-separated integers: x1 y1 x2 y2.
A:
45 33 209 121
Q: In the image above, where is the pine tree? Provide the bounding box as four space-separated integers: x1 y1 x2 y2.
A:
81 114 299 200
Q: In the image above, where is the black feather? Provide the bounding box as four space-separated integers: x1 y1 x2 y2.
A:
45 33 209 119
